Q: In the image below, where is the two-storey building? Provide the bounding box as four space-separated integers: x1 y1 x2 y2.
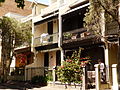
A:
27 0 119 89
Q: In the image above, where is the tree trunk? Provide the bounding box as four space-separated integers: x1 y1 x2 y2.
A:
1 57 12 82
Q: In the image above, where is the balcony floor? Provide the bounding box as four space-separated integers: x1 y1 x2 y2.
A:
62 36 102 49
35 43 58 51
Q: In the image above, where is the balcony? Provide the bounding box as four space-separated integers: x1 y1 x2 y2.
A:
62 28 97 44
34 33 58 47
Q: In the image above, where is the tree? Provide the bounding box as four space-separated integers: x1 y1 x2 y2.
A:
0 16 32 82
84 0 119 35
84 0 120 82
0 0 25 9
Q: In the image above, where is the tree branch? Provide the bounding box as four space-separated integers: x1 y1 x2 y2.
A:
96 0 120 31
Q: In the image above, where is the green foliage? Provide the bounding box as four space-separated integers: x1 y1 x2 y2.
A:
0 17 32 82
47 70 53 81
0 16 32 48
15 0 25 9
56 48 90 84
31 75 48 85
84 0 119 35
63 32 72 40
0 0 5 2
15 21 32 47
84 0 103 35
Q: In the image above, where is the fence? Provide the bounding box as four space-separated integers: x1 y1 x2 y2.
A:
83 64 111 89
8 67 25 81
25 67 53 81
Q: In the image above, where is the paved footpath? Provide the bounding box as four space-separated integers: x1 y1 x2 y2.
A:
0 81 112 90
29 86 67 90
28 86 80 90
28 86 111 90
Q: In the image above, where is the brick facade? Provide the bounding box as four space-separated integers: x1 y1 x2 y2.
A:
0 0 32 16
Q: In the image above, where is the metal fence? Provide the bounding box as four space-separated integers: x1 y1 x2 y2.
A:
25 67 53 81
85 65 110 89
8 67 25 81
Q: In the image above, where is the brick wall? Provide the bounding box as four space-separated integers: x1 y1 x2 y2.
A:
0 0 32 16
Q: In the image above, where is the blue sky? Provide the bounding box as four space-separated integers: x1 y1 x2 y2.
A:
28 0 49 5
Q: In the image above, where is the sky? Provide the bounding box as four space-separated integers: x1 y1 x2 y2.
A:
28 0 49 5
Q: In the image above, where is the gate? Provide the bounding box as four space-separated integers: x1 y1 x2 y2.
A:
84 64 95 89
86 70 96 89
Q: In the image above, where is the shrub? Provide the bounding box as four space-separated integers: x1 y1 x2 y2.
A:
47 70 53 81
56 48 90 85
31 75 48 85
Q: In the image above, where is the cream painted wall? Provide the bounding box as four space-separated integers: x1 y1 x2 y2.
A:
25 52 44 80
34 23 47 38
53 19 58 33
32 3 48 16
109 44 118 65
35 52 44 67
26 52 44 68
108 44 118 85
34 19 58 38
49 0 57 5
49 51 56 70
36 5 48 15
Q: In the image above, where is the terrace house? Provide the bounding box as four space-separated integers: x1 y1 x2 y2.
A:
27 0 119 89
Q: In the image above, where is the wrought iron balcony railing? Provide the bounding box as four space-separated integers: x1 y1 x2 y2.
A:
63 28 96 43
34 32 58 47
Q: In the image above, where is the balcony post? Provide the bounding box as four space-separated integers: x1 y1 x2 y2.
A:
58 13 62 48
112 64 119 90
104 45 110 83
82 66 87 90
31 19 35 52
53 66 56 85
60 49 64 65
94 64 101 90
